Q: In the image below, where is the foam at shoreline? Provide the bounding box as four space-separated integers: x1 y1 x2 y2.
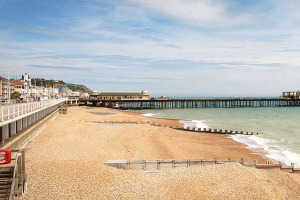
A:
229 135 300 167
143 113 158 117
140 111 300 167
180 120 209 129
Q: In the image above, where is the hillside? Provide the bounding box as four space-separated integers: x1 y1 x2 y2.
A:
65 83 91 93
31 78 91 93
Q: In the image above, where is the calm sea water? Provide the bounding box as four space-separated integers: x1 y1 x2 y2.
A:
135 107 300 167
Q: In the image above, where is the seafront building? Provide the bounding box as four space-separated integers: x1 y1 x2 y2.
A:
0 76 15 100
14 80 24 92
21 73 31 94
0 73 87 100
89 90 150 100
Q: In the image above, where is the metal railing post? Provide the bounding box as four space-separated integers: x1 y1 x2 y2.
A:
13 105 15 118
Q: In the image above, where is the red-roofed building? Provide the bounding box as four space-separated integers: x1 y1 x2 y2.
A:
14 80 25 97
14 80 24 89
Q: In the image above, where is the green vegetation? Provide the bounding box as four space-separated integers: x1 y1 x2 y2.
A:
66 84 91 93
10 91 21 100
31 78 91 93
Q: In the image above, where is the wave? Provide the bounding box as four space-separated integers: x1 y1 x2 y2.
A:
139 110 300 168
143 113 158 117
180 120 209 130
228 134 300 168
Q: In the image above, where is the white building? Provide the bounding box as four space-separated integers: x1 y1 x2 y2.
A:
70 91 80 97
20 73 32 98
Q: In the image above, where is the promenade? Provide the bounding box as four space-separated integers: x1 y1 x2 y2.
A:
19 107 300 199
0 99 67 123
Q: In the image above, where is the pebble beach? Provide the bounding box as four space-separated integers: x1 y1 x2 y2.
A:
19 106 300 199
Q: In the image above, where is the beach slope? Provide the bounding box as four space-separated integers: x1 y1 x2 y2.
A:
19 107 300 199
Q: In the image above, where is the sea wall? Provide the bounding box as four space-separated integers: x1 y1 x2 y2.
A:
0 100 65 149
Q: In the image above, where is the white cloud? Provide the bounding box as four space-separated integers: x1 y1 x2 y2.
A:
1 0 300 96
129 0 253 28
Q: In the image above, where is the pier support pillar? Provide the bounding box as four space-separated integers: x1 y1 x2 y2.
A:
2 124 9 141
27 115 32 126
17 119 23 132
32 114 35 123
22 117 27 129
10 121 16 137
27 115 31 126
39 111 42 120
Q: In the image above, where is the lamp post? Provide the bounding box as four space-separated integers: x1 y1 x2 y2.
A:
7 71 10 101
34 79 37 100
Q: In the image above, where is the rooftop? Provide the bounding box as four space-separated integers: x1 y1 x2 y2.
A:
98 92 144 96
14 80 24 85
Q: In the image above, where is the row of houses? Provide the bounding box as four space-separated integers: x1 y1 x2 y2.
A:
0 73 85 100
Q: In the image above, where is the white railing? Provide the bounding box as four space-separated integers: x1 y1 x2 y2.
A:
0 98 67 122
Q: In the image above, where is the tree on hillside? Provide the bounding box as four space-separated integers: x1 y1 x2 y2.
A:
10 91 21 100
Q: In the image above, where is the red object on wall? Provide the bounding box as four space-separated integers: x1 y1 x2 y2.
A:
0 149 11 164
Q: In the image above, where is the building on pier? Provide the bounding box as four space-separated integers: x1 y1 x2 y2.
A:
89 90 99 100
89 90 150 101
281 91 300 99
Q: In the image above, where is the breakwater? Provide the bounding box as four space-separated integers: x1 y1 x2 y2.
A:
105 158 300 173
88 120 262 135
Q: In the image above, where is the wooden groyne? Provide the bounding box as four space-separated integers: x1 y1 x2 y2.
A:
79 98 300 109
182 126 262 135
105 158 300 173
90 121 262 135
59 104 68 114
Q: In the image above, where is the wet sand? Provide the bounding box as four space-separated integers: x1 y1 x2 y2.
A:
19 106 300 199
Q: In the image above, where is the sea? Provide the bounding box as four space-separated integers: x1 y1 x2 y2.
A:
135 106 300 167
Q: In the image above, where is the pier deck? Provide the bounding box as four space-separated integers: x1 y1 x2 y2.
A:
79 98 300 109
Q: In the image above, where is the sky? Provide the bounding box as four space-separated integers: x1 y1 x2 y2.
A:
0 0 300 97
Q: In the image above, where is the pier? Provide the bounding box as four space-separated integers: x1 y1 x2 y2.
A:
79 98 300 109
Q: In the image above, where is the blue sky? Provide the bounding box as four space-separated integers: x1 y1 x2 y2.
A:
1 0 300 97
